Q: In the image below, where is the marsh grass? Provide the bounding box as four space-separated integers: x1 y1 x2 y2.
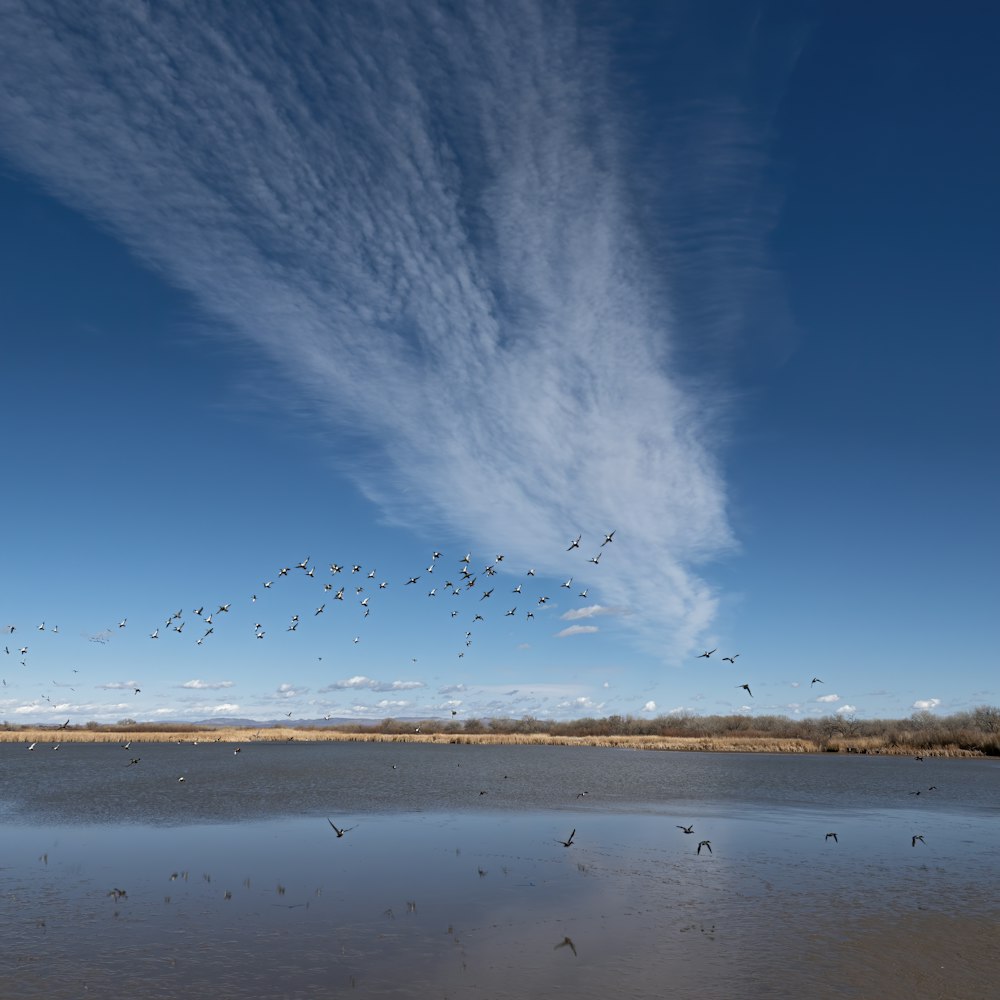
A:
3 706 998 755
0 726 987 755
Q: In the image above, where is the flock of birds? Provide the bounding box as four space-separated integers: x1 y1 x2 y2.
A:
6 531 621 675
4 527 830 722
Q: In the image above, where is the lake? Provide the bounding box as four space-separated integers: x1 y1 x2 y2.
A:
2 741 997 998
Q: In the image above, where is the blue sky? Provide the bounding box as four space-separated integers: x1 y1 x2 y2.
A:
1 2 996 725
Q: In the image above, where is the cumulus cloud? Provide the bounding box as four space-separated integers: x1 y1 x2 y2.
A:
556 625 599 638
180 679 234 690
643 700 657 712
816 693 840 703
835 704 857 715
98 680 139 690
912 698 941 711
323 676 425 693
0 2 791 658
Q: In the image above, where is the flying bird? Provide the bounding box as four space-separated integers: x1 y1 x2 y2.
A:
737 683 753 697
557 829 576 847
567 535 581 551
912 835 925 847
697 840 712 855
677 825 694 834
811 677 824 685
601 530 616 546
825 832 838 843
554 936 577 957
722 654 739 663
327 819 354 838
698 649 717 658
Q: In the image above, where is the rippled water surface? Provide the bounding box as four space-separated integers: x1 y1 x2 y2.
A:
2 742 997 998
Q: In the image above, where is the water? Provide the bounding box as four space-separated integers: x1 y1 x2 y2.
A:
2 742 997 998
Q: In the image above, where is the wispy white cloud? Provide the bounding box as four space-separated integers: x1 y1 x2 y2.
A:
560 605 624 622
555 624 599 638
180 679 234 690
0 2 788 657
98 680 139 690
912 698 941 711
816 693 840 703
322 676 425 693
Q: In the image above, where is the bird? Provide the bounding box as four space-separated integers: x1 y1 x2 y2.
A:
561 578 573 589
127 758 140 767
811 677 824 685
118 619 127 629
567 535 581 551
601 530 616 546
912 835 925 847
327 819 353 837
57 719 70 729
677 825 694 834
737 683 753 697
150 630 158 639
554 936 577 956
588 553 601 565
722 654 740 663
697 840 712 855
134 688 141 695
698 649 717 658
557 829 576 847
27 742 36 751
825 832 838 843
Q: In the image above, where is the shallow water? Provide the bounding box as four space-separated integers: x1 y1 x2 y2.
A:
2 743 997 998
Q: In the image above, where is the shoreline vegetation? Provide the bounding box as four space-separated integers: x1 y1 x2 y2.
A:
3 707 999 756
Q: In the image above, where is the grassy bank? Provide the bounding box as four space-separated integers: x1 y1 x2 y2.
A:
0 725 988 756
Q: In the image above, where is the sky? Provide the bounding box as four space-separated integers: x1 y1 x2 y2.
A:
1 1 997 726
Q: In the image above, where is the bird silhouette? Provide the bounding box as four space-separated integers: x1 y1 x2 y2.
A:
677 825 694 834
557 829 576 847
912 835 925 847
825 832 838 843
327 819 354 838
554 936 577 956
698 649 717 659
697 840 712 855
722 654 739 663
737 683 753 697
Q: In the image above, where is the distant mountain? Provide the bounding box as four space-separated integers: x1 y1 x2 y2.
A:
189 716 433 729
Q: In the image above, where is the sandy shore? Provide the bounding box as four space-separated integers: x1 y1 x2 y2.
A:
0 727 984 755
